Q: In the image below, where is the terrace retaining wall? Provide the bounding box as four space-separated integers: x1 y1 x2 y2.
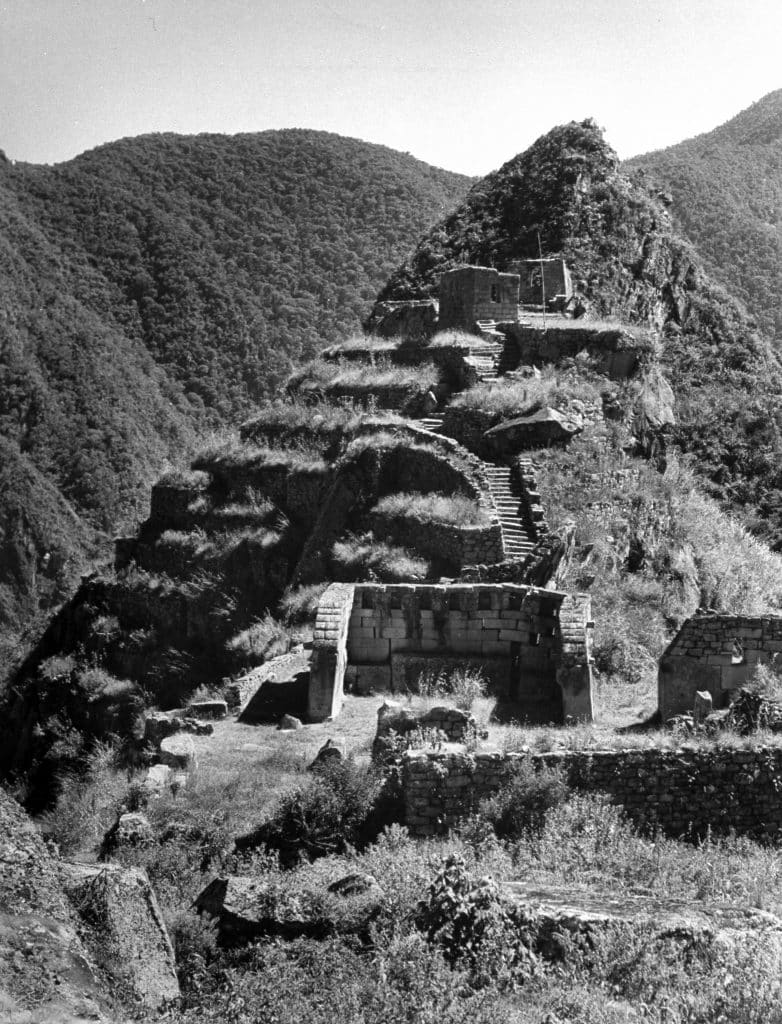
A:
401 746 782 839
309 582 593 723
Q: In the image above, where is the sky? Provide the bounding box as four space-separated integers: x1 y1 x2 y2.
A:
1 0 781 175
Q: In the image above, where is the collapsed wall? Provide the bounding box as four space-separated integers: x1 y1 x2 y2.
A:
658 613 782 721
308 582 593 723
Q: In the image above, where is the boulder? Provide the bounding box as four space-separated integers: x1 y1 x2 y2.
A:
484 407 581 456
179 716 214 736
278 714 303 731
502 882 782 966
195 872 384 946
143 711 181 746
0 789 112 1022
101 811 154 857
327 872 381 898
62 862 180 1010
692 690 713 726
159 733 197 770
187 699 228 720
142 763 173 797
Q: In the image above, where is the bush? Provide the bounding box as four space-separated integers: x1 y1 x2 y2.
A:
416 853 536 989
39 742 130 855
479 761 568 841
237 759 385 867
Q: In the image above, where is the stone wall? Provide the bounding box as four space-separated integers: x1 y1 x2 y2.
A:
503 323 651 380
323 342 478 392
370 509 504 570
308 583 355 721
401 746 782 839
509 258 573 308
659 613 782 720
309 582 593 722
439 267 519 330
293 430 495 584
149 471 211 528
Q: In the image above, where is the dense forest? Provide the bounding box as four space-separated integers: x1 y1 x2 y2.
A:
0 131 470 646
625 89 782 340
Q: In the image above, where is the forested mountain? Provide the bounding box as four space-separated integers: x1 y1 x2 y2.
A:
625 89 782 339
0 131 471 648
381 119 782 546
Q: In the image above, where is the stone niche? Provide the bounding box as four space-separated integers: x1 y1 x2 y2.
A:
438 266 519 330
658 613 782 721
509 258 573 308
308 582 594 723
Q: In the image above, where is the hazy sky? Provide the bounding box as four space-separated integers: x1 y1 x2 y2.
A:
1 0 781 174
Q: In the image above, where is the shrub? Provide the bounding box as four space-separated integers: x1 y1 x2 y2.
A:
332 534 429 581
479 761 568 841
416 853 536 989
449 668 488 711
237 759 384 867
39 742 129 855
374 491 489 527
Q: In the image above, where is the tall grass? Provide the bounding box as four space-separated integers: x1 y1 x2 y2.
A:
374 491 490 527
332 535 429 581
451 365 600 418
288 357 439 393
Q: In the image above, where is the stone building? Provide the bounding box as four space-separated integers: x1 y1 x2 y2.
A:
508 257 573 308
658 613 782 720
438 266 519 330
308 581 594 724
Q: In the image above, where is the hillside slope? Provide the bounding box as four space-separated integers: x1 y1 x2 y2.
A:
0 131 471 646
625 89 782 339
381 119 782 546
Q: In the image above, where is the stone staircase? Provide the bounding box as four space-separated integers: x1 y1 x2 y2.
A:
469 341 503 382
475 319 506 340
483 463 536 561
414 412 445 435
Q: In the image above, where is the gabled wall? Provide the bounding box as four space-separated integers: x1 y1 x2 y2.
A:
658 613 782 721
308 582 594 723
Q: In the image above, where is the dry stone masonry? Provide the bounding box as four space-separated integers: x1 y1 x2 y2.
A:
401 746 782 840
659 613 782 720
308 582 594 723
439 266 520 329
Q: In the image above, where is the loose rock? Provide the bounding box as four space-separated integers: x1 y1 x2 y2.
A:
159 733 197 770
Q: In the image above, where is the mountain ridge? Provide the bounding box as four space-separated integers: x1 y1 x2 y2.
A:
625 88 782 338
0 129 472 651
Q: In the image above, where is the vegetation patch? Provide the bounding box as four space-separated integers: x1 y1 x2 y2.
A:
288 357 439 395
373 491 490 528
332 534 429 581
451 366 600 420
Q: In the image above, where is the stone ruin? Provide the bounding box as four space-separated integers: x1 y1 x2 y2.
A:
508 257 573 310
658 612 782 721
438 265 520 329
308 581 594 724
